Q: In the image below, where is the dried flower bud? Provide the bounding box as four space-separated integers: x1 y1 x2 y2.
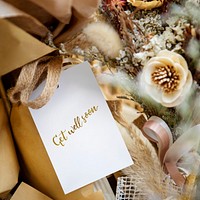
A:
83 21 123 58
127 0 164 10
141 50 193 107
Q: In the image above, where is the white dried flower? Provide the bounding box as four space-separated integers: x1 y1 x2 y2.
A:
140 50 193 107
83 21 123 58
134 52 147 60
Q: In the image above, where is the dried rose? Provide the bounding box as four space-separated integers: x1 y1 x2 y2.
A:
141 50 193 107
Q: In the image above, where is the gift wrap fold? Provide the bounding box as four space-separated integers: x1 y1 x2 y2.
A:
0 18 55 76
11 182 104 200
10 182 53 200
10 104 104 200
0 99 19 199
0 0 100 76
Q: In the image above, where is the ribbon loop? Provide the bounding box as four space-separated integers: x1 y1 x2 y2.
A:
8 56 63 109
142 116 200 187
142 116 173 163
164 124 200 187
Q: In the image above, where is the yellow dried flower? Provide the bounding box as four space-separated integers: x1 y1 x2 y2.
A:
141 50 193 107
127 0 164 10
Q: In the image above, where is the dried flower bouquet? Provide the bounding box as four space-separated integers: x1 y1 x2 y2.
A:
4 0 200 199
71 0 200 199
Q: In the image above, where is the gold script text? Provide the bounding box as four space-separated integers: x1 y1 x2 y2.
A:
52 106 98 146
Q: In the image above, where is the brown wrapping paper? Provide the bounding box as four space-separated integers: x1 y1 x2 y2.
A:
3 0 55 26
0 0 49 37
28 0 100 24
53 0 100 44
0 0 99 76
0 99 19 199
11 182 104 200
73 0 99 19
28 0 73 23
0 19 55 76
10 182 53 200
83 191 105 200
10 104 105 200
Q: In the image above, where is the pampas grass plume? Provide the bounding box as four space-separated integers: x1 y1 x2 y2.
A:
83 21 123 58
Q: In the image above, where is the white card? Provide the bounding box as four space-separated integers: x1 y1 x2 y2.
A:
30 62 133 194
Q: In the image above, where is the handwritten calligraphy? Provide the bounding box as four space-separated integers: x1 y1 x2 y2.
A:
52 106 98 146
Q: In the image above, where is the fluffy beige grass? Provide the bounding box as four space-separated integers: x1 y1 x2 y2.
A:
83 21 123 58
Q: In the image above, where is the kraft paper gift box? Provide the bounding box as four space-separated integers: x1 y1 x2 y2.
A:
0 99 19 199
10 182 53 200
10 182 104 200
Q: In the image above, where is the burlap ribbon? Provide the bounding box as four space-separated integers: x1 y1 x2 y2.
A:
0 0 49 37
7 55 85 109
8 56 63 109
